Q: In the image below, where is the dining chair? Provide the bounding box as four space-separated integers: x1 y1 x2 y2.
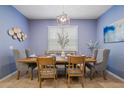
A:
86 49 110 80
25 49 37 80
67 55 85 88
84 49 98 75
92 48 98 59
25 49 36 57
13 49 29 80
37 56 57 88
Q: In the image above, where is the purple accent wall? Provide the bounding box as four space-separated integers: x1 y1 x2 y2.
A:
29 19 97 55
0 6 29 79
97 5 124 78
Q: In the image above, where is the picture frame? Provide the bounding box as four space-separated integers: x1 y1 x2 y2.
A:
104 18 124 43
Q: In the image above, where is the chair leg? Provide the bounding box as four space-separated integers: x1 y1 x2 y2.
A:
81 76 84 88
103 70 107 80
90 69 95 80
90 70 93 80
37 70 39 82
55 72 58 79
68 76 70 88
17 71 20 80
39 78 42 88
66 72 68 79
84 64 86 78
92 71 96 78
65 64 66 76
30 68 33 80
26 71 29 75
54 76 57 88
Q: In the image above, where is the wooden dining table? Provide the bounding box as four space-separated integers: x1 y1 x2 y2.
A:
16 56 96 64
16 56 96 79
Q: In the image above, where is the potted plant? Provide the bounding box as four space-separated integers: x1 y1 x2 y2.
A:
87 40 99 56
57 30 69 57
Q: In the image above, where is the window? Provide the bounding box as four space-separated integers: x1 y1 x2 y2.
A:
48 26 78 51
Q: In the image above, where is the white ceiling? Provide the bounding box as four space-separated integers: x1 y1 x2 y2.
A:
13 5 112 19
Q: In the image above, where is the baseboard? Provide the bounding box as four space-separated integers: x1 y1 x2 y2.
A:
0 71 17 81
107 70 124 81
0 70 123 82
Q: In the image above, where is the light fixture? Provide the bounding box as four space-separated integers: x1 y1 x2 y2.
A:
57 6 70 25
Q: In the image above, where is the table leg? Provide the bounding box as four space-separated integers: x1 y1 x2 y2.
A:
65 64 66 76
84 63 86 78
30 68 33 80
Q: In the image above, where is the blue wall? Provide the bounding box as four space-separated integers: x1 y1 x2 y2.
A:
29 19 97 55
97 5 124 78
1 5 124 79
0 6 29 79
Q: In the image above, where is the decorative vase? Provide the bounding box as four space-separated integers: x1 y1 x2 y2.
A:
89 48 94 56
61 50 65 57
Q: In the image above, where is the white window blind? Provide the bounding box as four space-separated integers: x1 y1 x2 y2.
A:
48 26 78 51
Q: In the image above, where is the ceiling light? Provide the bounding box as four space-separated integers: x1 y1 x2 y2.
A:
56 6 70 25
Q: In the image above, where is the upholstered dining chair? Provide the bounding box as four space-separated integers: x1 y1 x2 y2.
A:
25 49 37 80
86 49 110 80
84 49 98 76
13 49 29 80
92 49 98 59
67 55 85 88
25 49 35 58
37 56 57 88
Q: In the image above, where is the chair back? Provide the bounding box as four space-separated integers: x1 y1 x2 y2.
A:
102 49 110 68
13 49 26 59
68 56 85 70
37 57 56 78
25 49 34 58
25 49 30 58
13 49 20 60
96 49 110 63
37 57 55 65
96 49 104 63
92 49 98 58
13 49 28 71
95 49 110 70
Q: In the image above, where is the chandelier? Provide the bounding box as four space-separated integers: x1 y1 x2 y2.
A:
57 11 70 25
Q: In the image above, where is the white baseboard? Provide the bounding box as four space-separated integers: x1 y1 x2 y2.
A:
107 70 124 81
0 71 17 81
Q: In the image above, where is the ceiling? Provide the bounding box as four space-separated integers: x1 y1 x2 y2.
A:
13 5 112 19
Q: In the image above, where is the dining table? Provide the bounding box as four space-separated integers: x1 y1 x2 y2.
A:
16 56 96 64
16 55 96 79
